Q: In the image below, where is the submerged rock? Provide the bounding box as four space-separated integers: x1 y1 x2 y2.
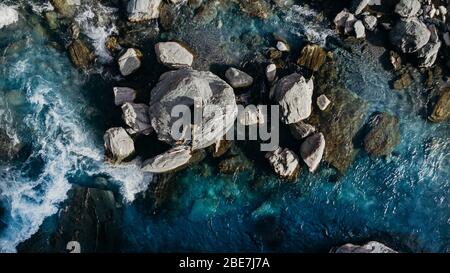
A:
238 0 271 19
155 41 194 69
390 18 431 53
113 87 137 106
121 103 153 135
271 73 314 124
429 88 450 122
118 48 142 76
149 69 238 150
103 127 135 163
300 133 325 173
127 0 162 22
18 186 122 253
265 147 300 180
363 112 400 156
142 145 199 173
331 241 398 253
50 0 79 17
307 57 368 173
68 39 93 70
225 67 254 88
297 44 327 72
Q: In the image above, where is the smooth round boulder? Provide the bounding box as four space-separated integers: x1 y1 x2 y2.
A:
149 69 238 150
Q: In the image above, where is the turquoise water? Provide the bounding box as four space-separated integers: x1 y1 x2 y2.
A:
0 1 449 253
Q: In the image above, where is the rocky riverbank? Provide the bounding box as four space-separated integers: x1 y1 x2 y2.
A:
5 0 449 253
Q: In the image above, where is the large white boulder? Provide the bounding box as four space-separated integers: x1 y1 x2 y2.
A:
300 132 325 172
118 48 142 76
155 42 194 69
121 103 153 135
127 0 162 22
265 147 300 180
103 127 135 163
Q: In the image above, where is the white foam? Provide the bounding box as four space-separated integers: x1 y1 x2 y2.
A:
75 4 118 63
0 4 19 29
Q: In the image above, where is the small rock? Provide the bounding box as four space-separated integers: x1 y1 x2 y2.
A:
389 18 431 53
141 145 193 173
118 48 142 76
127 0 162 22
354 0 370 15
363 15 377 31
265 147 300 180
354 20 366 38
113 87 137 106
265 64 277 82
317 94 331 110
276 41 289 52
429 87 450 122
154 41 194 69
238 105 266 126
297 44 327 72
390 51 402 70
121 103 153 135
104 127 135 163
225 67 254 88
300 132 325 173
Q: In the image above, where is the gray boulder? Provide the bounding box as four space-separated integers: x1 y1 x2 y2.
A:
389 18 431 53
121 103 153 135
225 67 254 88
118 48 142 76
142 145 193 173
113 87 136 106
127 0 162 22
332 241 397 253
149 69 238 150
265 147 300 180
104 127 135 163
155 41 194 69
271 73 314 124
395 0 421 18
300 132 325 173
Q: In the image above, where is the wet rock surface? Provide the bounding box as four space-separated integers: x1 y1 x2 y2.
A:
363 112 401 156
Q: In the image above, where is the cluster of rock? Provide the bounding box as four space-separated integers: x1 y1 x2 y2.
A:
334 0 449 68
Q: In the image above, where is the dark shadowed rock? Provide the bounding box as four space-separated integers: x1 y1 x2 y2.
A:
364 112 400 156
18 186 122 253
306 56 368 173
429 87 450 122
68 39 93 70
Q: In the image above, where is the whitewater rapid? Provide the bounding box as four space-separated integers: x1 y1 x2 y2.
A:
0 3 150 252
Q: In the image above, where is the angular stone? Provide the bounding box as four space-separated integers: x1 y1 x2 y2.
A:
141 145 193 173
127 0 162 22
121 103 153 135
395 0 421 18
225 67 254 88
68 39 93 69
390 18 431 53
271 73 313 124
104 127 135 163
118 48 142 76
113 87 136 106
429 88 450 122
297 44 327 72
265 147 300 180
300 132 325 173
265 63 277 82
363 112 400 156
289 121 316 140
155 41 194 69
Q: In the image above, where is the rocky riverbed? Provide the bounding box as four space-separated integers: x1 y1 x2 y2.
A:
0 0 449 253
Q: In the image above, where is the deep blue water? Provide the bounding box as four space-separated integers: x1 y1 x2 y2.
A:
0 1 449 253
